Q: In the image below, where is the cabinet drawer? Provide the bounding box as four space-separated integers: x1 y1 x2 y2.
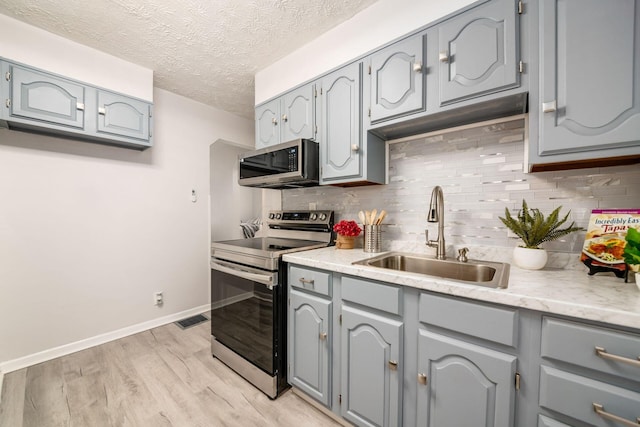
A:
341 276 402 315
419 293 518 347
289 265 331 297
541 317 640 383
538 415 571 427
540 366 640 427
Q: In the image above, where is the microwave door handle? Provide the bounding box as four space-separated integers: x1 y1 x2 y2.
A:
211 260 275 289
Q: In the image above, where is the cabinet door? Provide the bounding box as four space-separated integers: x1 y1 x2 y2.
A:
288 289 332 407
341 304 403 427
319 62 362 182
281 84 316 142
416 330 517 427
438 0 519 105
97 91 151 142
369 34 426 124
8 63 85 129
255 98 280 149
538 0 640 157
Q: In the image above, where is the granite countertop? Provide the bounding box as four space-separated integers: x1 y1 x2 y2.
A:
283 246 640 330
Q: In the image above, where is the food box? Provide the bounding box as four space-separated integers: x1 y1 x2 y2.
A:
581 209 640 277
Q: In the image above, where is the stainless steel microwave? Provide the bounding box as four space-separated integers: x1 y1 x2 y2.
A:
238 139 319 189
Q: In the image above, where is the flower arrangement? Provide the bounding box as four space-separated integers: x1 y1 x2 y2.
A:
333 220 362 237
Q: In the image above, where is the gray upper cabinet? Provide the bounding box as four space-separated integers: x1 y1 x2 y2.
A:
341 304 403 427
532 0 640 166
255 84 316 149
0 58 152 149
96 90 150 142
319 62 362 182
366 33 426 125
417 330 517 427
255 98 280 149
288 288 332 407
6 62 85 129
281 84 316 143
438 0 519 105
318 62 386 186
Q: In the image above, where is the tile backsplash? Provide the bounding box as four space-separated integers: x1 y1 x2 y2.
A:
283 118 640 254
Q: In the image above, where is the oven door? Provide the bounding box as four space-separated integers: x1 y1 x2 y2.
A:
210 258 280 375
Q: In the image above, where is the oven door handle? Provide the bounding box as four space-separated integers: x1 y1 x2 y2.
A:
211 260 276 289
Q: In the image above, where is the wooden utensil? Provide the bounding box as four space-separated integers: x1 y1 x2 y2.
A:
375 210 387 225
365 210 372 225
358 211 366 225
370 209 377 226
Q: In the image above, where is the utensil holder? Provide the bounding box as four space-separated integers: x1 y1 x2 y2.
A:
364 225 382 253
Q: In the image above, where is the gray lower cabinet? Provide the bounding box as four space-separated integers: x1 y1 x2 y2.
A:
341 304 403 427
255 84 316 149
366 32 426 125
531 0 640 168
437 0 519 105
538 316 640 426
416 330 517 427
318 62 386 185
286 263 640 427
288 288 332 406
0 58 152 149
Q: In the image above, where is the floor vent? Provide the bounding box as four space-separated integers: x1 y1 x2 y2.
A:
175 313 209 329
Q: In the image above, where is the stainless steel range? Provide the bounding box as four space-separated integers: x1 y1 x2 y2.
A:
210 210 334 398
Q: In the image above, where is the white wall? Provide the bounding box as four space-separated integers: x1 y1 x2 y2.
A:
0 14 152 101
0 15 254 369
210 141 262 241
255 0 475 104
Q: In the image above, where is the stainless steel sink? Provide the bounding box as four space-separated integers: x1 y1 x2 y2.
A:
353 252 510 288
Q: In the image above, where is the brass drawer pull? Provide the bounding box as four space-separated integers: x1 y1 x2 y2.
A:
388 360 398 371
593 403 640 426
595 346 640 368
418 373 427 385
319 332 327 340
298 277 314 286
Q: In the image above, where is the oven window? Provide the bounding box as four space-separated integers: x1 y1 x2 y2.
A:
211 268 275 374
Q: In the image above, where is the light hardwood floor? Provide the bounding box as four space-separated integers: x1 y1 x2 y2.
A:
0 315 340 427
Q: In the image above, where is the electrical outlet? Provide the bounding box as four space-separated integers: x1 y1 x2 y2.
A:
154 291 163 306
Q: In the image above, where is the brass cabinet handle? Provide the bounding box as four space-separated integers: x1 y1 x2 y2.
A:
593 403 640 426
98 107 106 115
595 346 640 368
418 373 427 385
298 277 314 286
282 114 288 122
388 360 398 371
413 62 423 72
319 332 327 340
76 102 85 111
271 117 278 125
439 51 449 63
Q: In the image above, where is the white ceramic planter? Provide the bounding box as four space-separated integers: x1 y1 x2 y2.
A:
513 247 548 270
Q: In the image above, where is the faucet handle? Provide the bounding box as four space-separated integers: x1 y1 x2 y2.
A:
457 247 469 262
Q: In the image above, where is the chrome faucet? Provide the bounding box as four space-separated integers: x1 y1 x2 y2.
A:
426 186 446 259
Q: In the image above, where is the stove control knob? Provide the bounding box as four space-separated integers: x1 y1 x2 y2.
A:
310 213 318 220
319 213 327 221
275 213 282 219
268 213 275 219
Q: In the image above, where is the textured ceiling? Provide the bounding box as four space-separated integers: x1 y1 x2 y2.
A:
0 0 378 119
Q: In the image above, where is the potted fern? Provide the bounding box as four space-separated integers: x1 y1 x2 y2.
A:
499 200 584 270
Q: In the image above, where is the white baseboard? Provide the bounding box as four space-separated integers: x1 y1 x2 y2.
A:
0 304 211 374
